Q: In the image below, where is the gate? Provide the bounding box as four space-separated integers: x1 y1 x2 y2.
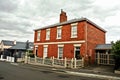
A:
96 53 114 65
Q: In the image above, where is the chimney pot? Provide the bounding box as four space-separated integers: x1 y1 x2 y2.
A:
60 9 67 23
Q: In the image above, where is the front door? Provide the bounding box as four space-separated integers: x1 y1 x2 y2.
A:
75 47 81 59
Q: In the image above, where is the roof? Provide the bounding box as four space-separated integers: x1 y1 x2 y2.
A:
1 40 14 46
1 40 33 50
10 42 33 50
95 44 112 50
34 17 106 32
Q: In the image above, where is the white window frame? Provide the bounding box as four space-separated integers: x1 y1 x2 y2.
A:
43 45 48 58
71 23 78 38
57 26 62 39
46 29 50 40
37 31 41 41
74 44 81 58
58 45 64 59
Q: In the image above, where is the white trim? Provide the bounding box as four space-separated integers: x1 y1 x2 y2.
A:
35 45 38 48
46 28 50 31
43 45 48 47
57 26 62 28
56 37 61 39
71 23 78 26
34 40 85 45
74 44 81 47
58 45 64 47
71 36 77 38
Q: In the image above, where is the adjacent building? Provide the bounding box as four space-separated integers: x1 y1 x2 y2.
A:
0 40 33 58
34 10 106 63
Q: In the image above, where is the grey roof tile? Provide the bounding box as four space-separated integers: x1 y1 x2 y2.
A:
2 40 14 46
34 18 106 32
95 44 112 50
10 42 33 50
1 40 33 50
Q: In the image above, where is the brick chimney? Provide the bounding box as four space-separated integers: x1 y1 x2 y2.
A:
60 9 67 23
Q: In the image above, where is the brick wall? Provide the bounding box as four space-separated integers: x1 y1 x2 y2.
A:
34 22 85 43
87 22 106 63
48 44 58 58
34 20 106 63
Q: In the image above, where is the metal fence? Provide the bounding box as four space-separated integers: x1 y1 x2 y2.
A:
96 53 114 65
26 56 84 68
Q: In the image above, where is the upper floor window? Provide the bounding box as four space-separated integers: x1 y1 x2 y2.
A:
57 26 62 39
46 29 50 40
37 30 40 41
71 23 78 38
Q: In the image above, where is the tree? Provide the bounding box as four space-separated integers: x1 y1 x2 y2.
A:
112 40 120 70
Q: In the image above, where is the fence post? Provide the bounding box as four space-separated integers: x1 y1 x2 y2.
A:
28 56 30 63
97 53 100 65
74 58 76 68
42 57 44 64
107 54 109 64
71 58 73 68
35 55 37 63
82 57 84 67
52 56 54 66
0 55 3 60
64 57 67 68
24 52 28 63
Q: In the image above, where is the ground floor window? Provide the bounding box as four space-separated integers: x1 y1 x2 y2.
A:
43 47 48 58
58 47 63 59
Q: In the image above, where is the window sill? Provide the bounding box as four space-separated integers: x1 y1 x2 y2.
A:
46 39 50 40
56 37 61 39
71 36 77 38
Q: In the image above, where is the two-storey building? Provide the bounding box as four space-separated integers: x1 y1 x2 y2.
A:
34 10 106 63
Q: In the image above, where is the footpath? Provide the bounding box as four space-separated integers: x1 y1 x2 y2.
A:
19 63 120 80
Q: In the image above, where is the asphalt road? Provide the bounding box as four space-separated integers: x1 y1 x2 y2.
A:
0 61 105 80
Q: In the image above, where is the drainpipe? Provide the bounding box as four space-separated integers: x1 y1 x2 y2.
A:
85 20 88 57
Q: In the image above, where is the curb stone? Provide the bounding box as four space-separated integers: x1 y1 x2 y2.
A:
16 63 120 80
65 71 120 80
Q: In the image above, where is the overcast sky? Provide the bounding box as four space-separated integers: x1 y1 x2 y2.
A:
0 0 120 43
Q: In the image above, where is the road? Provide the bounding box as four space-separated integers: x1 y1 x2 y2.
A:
0 61 105 80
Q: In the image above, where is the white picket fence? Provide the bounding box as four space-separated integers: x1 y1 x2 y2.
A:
0 55 14 62
96 53 115 65
25 56 84 68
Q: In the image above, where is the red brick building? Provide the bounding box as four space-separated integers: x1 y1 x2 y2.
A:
34 10 106 63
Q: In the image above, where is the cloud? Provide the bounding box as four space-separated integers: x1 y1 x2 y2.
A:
0 0 18 12
0 0 120 43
